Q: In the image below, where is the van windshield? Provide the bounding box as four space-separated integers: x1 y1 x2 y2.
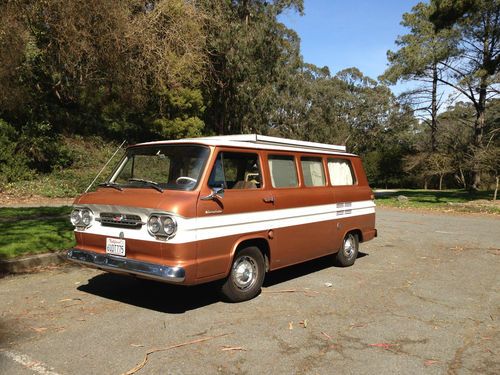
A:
108 145 210 191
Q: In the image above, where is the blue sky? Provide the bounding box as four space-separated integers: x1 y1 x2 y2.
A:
279 0 422 94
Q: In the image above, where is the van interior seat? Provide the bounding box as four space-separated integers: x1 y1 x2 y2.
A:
232 181 257 189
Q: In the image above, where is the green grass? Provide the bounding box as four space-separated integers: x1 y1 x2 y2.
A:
0 206 75 259
375 189 499 214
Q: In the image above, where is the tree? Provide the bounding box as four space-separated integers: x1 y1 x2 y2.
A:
199 0 304 135
430 0 500 189
0 0 208 140
381 2 458 152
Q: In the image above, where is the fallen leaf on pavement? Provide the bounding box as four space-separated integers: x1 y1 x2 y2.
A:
32 327 48 333
288 322 293 330
368 343 396 349
221 346 246 352
58 298 82 303
424 359 440 366
130 344 144 348
321 332 332 340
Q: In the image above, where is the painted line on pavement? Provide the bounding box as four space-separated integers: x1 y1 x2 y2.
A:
0 349 60 375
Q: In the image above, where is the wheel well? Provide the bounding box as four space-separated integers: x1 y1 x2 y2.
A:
235 238 270 272
348 229 363 243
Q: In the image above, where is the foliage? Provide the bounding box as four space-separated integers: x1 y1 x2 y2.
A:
0 0 207 141
3 137 121 197
0 119 33 185
0 0 498 196
200 0 304 135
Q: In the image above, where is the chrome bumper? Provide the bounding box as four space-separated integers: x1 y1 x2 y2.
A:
67 248 185 283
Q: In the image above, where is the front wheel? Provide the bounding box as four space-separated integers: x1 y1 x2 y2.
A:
335 232 359 267
220 246 265 302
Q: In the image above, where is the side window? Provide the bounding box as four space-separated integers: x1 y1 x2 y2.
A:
301 157 326 187
208 152 261 189
327 158 356 186
268 155 298 188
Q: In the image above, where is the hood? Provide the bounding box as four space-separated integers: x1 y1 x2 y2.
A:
73 187 199 217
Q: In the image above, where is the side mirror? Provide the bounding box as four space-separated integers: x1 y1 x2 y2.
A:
201 186 224 201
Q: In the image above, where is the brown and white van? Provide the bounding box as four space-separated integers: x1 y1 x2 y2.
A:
67 135 377 302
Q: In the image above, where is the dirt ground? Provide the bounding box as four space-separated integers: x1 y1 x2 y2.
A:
0 208 499 375
0 193 74 207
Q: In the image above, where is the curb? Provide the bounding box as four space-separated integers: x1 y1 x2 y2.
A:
0 251 69 274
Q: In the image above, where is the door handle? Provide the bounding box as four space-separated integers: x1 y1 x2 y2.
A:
263 196 275 204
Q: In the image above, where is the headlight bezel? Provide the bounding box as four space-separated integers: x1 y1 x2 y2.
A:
147 214 177 239
70 207 94 229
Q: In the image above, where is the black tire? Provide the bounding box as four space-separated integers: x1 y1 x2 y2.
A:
220 246 265 302
335 232 359 267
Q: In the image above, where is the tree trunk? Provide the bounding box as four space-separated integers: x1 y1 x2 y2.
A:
439 174 444 190
459 167 467 190
430 62 438 152
471 27 491 190
471 85 486 191
424 178 428 190
494 176 499 201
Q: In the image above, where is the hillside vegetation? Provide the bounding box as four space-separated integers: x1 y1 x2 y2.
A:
0 0 498 196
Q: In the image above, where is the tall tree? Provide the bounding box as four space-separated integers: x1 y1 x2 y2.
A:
430 0 500 189
381 2 457 152
199 0 304 135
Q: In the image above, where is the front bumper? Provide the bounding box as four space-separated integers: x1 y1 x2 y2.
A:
67 248 185 283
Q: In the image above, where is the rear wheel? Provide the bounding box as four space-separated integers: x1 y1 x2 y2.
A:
220 246 265 302
335 232 359 267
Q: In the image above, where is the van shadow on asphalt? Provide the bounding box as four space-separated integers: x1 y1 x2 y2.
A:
77 252 368 314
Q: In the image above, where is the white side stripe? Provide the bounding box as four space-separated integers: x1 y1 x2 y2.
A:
77 200 375 244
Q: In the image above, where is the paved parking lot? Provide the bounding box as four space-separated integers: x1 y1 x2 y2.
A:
0 208 499 374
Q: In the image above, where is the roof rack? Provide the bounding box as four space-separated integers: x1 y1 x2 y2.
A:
194 134 347 152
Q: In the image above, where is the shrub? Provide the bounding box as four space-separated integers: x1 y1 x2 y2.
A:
0 119 33 186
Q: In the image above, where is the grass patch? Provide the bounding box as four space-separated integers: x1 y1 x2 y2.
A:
375 189 499 214
0 206 75 259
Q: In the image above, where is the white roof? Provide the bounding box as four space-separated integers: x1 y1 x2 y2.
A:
134 134 355 156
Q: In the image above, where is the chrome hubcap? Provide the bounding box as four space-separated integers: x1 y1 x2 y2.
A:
232 256 257 290
343 235 355 258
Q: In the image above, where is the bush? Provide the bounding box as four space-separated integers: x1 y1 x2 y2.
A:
0 119 33 186
19 121 75 172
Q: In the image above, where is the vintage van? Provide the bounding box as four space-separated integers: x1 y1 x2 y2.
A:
67 135 376 302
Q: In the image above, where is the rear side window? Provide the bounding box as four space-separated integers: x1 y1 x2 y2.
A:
327 158 356 186
208 152 261 189
301 157 326 187
268 155 298 188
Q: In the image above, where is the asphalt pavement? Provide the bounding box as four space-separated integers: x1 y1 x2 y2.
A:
0 208 499 375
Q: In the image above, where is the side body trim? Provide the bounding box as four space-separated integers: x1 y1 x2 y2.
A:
75 200 376 244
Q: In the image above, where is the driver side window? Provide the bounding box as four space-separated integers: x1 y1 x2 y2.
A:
208 152 262 189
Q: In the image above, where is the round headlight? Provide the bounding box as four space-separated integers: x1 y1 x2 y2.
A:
70 210 82 226
81 209 93 226
163 217 177 236
148 216 161 234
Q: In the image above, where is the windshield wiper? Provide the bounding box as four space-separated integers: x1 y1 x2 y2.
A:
128 178 164 192
98 182 123 191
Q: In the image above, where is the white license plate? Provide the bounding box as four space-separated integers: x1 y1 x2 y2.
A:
106 238 126 256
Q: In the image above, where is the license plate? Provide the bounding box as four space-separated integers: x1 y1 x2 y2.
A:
106 238 125 256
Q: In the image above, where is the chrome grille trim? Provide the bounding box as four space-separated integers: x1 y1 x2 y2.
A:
97 213 145 228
